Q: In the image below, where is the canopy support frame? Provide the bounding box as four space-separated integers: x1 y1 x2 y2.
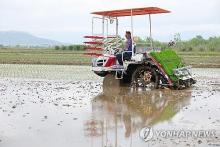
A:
149 14 153 50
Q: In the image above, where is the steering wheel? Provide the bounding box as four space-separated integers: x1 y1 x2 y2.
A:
114 48 123 55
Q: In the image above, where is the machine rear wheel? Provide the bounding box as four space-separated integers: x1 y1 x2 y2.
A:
131 66 159 89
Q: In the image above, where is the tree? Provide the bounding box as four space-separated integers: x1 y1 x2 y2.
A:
68 45 74 50
61 46 66 50
173 33 182 50
174 33 181 43
195 35 204 40
75 45 81 51
55 46 60 50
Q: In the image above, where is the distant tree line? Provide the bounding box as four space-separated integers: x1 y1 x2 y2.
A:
54 45 85 51
136 35 220 52
176 35 220 52
1 35 220 52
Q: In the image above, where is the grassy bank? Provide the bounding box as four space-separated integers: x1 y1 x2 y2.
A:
0 48 92 65
0 48 220 67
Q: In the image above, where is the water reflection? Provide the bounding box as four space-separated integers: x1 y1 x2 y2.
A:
84 77 192 147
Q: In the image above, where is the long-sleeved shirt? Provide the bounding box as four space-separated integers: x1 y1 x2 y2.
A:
125 38 132 52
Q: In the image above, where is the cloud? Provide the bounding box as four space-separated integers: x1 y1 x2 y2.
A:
0 0 219 43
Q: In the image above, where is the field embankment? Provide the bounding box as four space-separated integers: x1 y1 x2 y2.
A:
0 48 220 67
0 48 92 65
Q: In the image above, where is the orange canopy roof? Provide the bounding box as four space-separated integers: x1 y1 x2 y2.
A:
92 7 170 17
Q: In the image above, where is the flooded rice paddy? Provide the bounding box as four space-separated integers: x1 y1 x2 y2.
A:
0 64 220 147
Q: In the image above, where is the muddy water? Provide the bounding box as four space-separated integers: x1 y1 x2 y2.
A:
0 64 219 147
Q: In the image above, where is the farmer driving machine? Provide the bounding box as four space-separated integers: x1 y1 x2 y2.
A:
84 7 196 89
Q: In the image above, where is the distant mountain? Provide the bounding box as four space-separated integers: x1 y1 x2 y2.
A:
0 31 63 46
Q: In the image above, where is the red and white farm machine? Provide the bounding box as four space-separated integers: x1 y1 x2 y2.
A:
84 7 196 89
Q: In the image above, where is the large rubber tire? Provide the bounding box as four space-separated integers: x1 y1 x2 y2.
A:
122 73 132 84
131 66 159 89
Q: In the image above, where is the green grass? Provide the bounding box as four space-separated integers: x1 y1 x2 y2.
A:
0 48 92 65
0 48 219 67
177 51 220 67
178 51 220 56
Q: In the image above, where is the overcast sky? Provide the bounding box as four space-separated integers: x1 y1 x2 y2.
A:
0 0 219 43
